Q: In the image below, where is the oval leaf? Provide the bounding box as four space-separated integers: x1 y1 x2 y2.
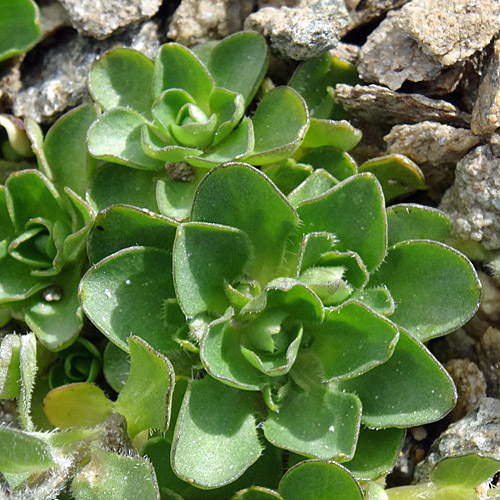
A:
301 119 362 151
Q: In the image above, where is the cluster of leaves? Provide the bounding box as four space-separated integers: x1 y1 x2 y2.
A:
0 31 484 499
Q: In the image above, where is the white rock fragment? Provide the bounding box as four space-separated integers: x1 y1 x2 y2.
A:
395 0 500 66
472 39 500 135
168 0 254 47
439 144 500 250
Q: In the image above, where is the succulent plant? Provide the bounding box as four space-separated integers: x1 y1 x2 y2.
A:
0 104 97 350
79 161 480 493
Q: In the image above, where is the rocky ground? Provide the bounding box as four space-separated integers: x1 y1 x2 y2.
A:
2 0 500 489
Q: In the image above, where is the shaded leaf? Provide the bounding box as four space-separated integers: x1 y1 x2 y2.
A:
103 340 130 393
18 332 37 431
0 334 21 398
288 169 338 207
301 119 362 151
299 147 357 181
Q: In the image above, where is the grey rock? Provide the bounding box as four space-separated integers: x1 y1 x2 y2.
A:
346 0 410 30
12 21 162 123
244 0 350 60
413 62 465 98
477 327 500 399
168 0 254 47
439 144 500 251
444 358 487 422
431 329 478 366
58 0 162 39
358 11 443 90
384 121 480 195
330 42 359 65
472 40 500 135
395 0 500 66
414 397 500 483
39 1 71 36
334 84 471 127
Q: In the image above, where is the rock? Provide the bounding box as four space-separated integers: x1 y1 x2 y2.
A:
12 21 162 123
431 329 478 366
384 121 480 195
244 0 350 60
439 144 500 251
58 0 162 39
39 1 71 36
472 40 500 135
477 327 500 399
414 397 500 482
444 359 487 422
334 84 471 128
330 42 359 66
345 0 410 30
411 62 465 98
395 0 500 66
168 0 254 47
357 12 443 91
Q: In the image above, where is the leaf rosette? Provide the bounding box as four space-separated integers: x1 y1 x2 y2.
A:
80 161 481 490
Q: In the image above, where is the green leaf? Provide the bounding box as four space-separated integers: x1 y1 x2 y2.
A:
264 387 361 460
261 160 313 196
103 341 130 393
170 111 218 150
200 316 262 390
80 246 178 354
153 43 213 103
431 453 500 489
354 286 395 315
345 426 405 480
385 484 475 500
114 336 174 438
339 329 457 428
278 460 364 500
0 0 40 61
156 167 205 220
301 119 362 151
387 204 451 246
0 334 21 398
209 88 245 145
87 204 177 264
299 147 357 182
86 162 162 212
89 48 155 117
233 487 283 500
359 154 426 202
43 382 113 428
44 104 99 197
174 222 252 317
72 446 159 500
18 332 37 431
172 376 261 488
24 117 51 178
311 302 398 381
87 108 164 169
246 87 308 166
192 163 299 285
207 31 269 106
297 174 386 272
0 427 56 474
370 240 481 341
288 169 338 207
152 88 196 136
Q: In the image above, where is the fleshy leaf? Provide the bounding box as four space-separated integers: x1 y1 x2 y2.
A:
0 0 40 61
370 240 481 341
339 329 457 428
207 31 269 106
301 119 362 151
297 174 386 272
288 169 338 207
87 108 164 169
174 222 252 317
114 336 174 438
209 88 245 145
246 87 308 165
170 112 218 149
43 382 113 428
345 426 405 480
153 43 213 103
86 161 162 212
299 147 357 181
296 232 337 275
103 341 130 393
387 204 451 246
201 316 262 390
233 487 283 499
80 246 178 354
0 333 21 398
359 154 426 202
87 204 177 264
354 286 395 315
72 446 159 500
264 387 361 460
44 104 99 197
172 376 261 488
192 163 299 284
278 460 363 500
261 160 312 196
0 427 56 475
431 453 500 489
311 302 398 381
152 88 195 135
24 117 51 177
18 332 37 431
89 48 155 117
